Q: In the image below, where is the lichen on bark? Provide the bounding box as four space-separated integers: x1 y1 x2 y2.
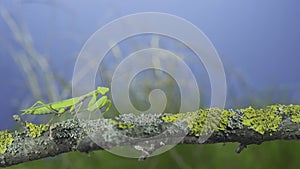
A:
0 130 14 154
161 104 300 136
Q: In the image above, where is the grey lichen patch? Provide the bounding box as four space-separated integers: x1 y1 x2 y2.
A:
116 113 162 126
0 130 14 154
50 119 85 147
228 109 244 129
80 118 123 146
114 113 164 138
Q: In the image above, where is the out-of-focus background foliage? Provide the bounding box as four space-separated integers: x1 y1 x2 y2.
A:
1 0 300 169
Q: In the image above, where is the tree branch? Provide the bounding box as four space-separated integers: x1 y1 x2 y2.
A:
1 104 300 167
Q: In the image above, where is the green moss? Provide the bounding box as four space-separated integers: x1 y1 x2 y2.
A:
282 104 300 123
241 106 282 135
109 119 134 129
0 130 14 154
25 122 49 138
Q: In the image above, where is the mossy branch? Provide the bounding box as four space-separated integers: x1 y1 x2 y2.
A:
1 104 300 167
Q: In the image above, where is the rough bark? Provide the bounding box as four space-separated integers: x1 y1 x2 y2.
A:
1 105 300 167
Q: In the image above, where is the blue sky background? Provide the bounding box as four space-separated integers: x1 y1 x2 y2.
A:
0 0 300 130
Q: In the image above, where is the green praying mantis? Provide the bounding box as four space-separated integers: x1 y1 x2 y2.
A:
20 86 111 117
